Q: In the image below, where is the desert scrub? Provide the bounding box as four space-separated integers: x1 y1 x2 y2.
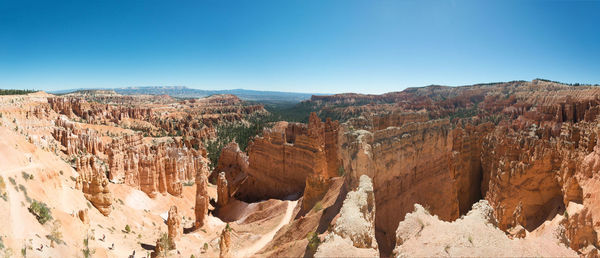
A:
312 201 323 212
337 165 345 176
28 200 52 224
306 231 321 257
8 177 15 186
81 231 95 258
124 224 131 233
21 171 33 181
18 184 31 203
0 177 6 201
46 220 64 247
158 233 171 255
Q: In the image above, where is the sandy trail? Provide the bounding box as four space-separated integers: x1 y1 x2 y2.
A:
236 200 298 257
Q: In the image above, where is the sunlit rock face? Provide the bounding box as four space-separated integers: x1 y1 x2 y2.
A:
234 112 340 202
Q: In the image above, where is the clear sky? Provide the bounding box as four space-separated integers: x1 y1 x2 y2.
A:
1 0 599 94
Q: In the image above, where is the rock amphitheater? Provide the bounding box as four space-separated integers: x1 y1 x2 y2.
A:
2 80 600 257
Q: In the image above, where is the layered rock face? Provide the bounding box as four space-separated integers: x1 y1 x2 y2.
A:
317 80 600 255
49 93 259 201
219 226 231 258
213 141 248 194
76 156 112 216
234 113 340 202
217 172 230 207
195 172 209 228
167 206 182 248
339 112 490 253
53 117 104 156
316 175 378 257
54 115 209 198
106 135 208 197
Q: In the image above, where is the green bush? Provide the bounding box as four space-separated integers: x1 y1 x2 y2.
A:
337 166 345 176
28 200 53 225
312 201 323 212
124 224 131 233
306 231 321 257
22 171 33 181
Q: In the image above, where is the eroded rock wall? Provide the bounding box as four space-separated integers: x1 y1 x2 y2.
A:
235 113 340 202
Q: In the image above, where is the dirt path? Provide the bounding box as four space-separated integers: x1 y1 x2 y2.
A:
235 200 298 257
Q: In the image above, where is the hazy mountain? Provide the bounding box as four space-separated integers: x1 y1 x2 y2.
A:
51 86 321 103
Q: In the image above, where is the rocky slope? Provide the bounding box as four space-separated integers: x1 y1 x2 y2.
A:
7 79 600 257
227 112 340 202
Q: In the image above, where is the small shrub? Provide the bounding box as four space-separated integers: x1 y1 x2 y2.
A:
0 177 6 201
18 184 27 195
21 172 33 181
337 166 345 176
28 200 52 225
8 177 16 186
46 220 64 247
81 231 95 258
306 231 321 257
124 224 131 233
158 233 171 255
313 201 323 212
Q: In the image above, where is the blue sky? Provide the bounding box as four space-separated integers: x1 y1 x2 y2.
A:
1 0 599 94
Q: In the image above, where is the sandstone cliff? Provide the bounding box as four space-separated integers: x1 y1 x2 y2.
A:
77 156 112 216
235 113 340 202
167 205 182 249
315 175 378 257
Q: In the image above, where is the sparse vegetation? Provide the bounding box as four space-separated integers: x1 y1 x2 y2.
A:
306 231 321 257
313 201 323 212
81 231 95 258
337 165 345 176
46 220 64 247
124 224 131 233
18 184 31 203
8 177 16 186
21 172 33 181
158 232 171 256
0 177 7 201
28 200 53 225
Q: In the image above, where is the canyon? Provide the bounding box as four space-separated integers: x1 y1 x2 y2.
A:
2 79 600 257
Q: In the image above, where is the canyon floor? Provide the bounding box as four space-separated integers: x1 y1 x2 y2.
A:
2 80 600 257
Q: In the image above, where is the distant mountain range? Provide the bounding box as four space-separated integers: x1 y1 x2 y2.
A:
50 86 323 103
